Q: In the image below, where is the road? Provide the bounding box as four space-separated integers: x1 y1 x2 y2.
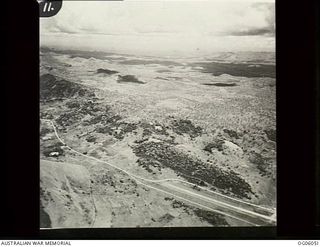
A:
41 119 276 226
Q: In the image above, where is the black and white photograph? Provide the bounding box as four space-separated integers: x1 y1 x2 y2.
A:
39 0 276 229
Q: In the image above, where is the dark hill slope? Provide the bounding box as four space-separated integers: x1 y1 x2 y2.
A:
40 74 95 100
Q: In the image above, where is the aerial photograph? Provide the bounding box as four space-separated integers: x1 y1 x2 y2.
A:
39 0 276 228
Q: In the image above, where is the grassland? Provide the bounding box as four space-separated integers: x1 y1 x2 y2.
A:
39 48 276 228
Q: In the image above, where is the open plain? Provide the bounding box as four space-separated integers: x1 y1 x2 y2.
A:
40 47 276 228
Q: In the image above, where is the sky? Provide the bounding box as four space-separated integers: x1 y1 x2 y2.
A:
40 0 275 57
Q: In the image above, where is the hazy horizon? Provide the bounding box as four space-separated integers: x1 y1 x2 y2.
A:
40 1 275 57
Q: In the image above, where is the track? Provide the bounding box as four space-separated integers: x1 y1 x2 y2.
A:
40 119 276 226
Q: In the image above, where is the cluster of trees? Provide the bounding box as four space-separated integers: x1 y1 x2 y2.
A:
134 141 253 199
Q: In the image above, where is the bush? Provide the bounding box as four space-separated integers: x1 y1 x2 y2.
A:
96 68 119 75
117 75 145 84
264 128 276 142
203 140 224 153
171 119 203 138
42 142 64 157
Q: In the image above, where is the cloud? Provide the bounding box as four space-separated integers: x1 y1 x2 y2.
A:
253 3 275 35
40 1 275 54
225 3 275 36
228 27 273 36
41 2 275 36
